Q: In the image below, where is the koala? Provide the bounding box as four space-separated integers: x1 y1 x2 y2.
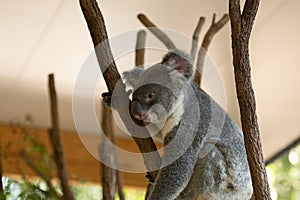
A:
116 50 253 200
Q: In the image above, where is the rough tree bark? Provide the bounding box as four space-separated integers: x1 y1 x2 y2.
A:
228 0 271 199
48 74 75 200
79 0 161 182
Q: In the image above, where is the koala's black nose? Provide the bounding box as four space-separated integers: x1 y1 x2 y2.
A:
131 99 148 121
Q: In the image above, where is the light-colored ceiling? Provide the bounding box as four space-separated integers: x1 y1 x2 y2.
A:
0 0 299 161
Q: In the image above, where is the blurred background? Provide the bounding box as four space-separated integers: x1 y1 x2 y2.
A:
0 0 299 199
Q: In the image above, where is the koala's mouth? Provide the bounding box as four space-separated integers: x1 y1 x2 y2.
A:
139 113 150 123
138 111 159 124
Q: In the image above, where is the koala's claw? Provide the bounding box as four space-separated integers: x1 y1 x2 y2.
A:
145 172 155 183
101 92 112 107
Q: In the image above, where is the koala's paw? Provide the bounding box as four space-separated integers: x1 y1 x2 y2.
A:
101 92 112 108
145 172 155 184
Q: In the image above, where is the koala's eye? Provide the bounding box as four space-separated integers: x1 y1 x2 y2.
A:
147 92 154 99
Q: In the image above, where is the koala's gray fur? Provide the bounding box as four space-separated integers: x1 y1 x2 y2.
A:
123 50 253 200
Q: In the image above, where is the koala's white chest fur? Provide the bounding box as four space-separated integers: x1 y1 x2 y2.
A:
160 93 184 140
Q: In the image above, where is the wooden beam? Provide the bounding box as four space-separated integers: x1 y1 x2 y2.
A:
0 124 150 188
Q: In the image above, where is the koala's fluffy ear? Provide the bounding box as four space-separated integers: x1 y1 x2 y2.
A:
123 68 144 89
161 50 194 80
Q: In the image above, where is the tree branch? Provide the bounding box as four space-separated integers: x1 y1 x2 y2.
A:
229 0 271 199
48 74 74 200
229 0 242 36
137 14 176 50
0 149 4 199
20 150 61 199
135 30 147 67
116 171 125 200
194 14 229 86
79 0 161 181
242 0 260 27
100 100 117 200
190 17 205 60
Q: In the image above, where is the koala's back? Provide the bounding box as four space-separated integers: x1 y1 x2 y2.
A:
175 85 253 200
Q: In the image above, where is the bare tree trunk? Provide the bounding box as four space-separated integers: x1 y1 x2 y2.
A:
79 0 161 183
228 0 271 199
48 74 75 200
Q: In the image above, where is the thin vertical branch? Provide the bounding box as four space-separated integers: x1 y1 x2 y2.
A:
137 14 176 50
195 14 229 86
190 17 205 60
229 0 271 199
79 0 161 182
100 101 117 200
0 149 4 199
48 74 75 200
116 171 125 200
135 30 147 68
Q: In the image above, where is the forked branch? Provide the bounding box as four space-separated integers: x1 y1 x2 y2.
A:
194 14 229 85
229 0 271 199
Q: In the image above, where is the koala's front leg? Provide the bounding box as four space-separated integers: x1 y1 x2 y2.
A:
147 146 199 200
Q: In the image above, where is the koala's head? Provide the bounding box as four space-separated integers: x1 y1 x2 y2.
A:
123 50 194 125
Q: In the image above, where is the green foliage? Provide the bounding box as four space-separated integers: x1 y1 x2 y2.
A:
14 116 55 180
1 115 61 199
122 188 145 200
2 177 59 200
1 116 146 200
267 144 300 200
71 183 102 200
